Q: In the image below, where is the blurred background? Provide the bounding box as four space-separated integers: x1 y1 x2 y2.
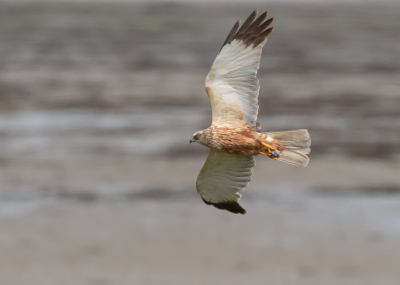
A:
0 0 400 284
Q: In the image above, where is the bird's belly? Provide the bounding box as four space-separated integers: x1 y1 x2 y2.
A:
217 139 261 156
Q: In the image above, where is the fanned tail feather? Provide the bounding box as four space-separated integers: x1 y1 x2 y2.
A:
265 129 311 167
276 150 309 167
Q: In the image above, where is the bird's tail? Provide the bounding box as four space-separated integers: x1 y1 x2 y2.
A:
264 129 311 167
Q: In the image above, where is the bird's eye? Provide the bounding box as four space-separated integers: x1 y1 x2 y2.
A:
194 134 200 140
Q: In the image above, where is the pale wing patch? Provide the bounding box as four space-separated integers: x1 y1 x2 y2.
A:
206 40 265 128
205 11 274 129
196 149 255 214
206 85 245 126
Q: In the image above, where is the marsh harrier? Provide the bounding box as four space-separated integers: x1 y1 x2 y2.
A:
190 10 311 214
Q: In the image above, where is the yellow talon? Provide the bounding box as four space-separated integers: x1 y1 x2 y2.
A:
260 142 280 160
261 142 277 150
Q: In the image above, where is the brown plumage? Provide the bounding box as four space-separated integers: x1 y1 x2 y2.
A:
201 125 284 156
190 10 311 214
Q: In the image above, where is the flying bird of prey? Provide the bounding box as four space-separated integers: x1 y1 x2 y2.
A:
190 10 311 214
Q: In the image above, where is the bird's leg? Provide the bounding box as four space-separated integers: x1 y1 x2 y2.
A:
261 142 281 160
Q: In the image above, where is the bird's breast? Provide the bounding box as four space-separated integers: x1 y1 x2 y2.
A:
207 126 262 156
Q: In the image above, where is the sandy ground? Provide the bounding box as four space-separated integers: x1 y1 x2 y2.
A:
0 2 400 285
1 199 400 285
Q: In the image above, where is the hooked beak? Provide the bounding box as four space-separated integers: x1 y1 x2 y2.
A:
189 139 193 144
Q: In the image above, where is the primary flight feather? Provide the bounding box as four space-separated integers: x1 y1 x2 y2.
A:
190 10 311 214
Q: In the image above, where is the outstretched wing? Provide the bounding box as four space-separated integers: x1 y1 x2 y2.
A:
205 10 274 129
196 149 256 214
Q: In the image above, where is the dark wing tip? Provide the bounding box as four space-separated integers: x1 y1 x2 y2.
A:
220 20 240 51
202 198 246 215
202 197 213 205
220 10 274 50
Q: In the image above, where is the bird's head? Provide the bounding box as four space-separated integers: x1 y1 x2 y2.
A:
190 131 205 145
